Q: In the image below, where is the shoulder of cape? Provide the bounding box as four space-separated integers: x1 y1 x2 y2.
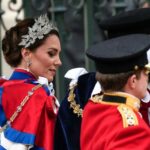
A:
117 104 139 128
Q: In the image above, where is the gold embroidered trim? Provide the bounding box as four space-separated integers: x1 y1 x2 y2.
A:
91 94 139 128
117 104 138 128
91 92 140 112
91 94 103 103
67 84 83 117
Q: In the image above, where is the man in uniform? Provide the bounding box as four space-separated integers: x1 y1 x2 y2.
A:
80 34 150 150
99 8 150 126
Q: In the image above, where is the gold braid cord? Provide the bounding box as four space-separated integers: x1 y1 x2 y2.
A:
67 84 83 117
0 84 42 133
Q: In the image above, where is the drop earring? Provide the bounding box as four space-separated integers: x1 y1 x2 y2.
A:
26 59 32 72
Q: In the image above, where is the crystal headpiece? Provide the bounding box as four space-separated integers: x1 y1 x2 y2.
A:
19 14 58 48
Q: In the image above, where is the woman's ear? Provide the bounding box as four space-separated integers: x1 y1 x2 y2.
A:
21 48 32 70
21 48 31 60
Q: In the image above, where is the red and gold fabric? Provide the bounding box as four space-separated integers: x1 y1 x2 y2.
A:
80 92 150 150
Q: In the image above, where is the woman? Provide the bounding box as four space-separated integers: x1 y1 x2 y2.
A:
0 14 61 149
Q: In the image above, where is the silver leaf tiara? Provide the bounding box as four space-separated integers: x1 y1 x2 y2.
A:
18 14 58 48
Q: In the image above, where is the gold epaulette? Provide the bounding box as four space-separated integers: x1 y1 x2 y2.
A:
117 104 138 128
91 93 139 128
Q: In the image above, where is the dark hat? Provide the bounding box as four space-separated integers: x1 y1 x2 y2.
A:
99 8 150 38
86 34 150 74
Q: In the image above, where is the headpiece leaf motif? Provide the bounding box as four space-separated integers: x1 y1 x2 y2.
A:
19 14 58 48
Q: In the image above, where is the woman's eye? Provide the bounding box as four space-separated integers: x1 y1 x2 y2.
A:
48 52 55 57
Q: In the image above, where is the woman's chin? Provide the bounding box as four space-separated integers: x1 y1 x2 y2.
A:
47 76 54 82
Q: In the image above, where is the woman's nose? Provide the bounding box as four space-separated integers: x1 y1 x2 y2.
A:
55 56 62 66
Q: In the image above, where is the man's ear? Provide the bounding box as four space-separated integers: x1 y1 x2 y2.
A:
127 74 137 89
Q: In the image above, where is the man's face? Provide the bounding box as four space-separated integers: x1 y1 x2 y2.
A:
133 70 149 99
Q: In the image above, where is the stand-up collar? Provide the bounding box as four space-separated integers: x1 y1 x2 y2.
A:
92 92 141 112
9 69 36 81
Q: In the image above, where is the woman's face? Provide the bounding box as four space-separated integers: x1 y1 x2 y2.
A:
29 34 62 82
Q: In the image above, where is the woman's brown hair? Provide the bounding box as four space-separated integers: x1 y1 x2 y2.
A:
2 17 59 67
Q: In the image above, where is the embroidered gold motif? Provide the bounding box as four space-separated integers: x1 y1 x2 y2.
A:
91 93 139 128
117 104 138 128
92 92 140 111
91 94 103 103
67 84 83 117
